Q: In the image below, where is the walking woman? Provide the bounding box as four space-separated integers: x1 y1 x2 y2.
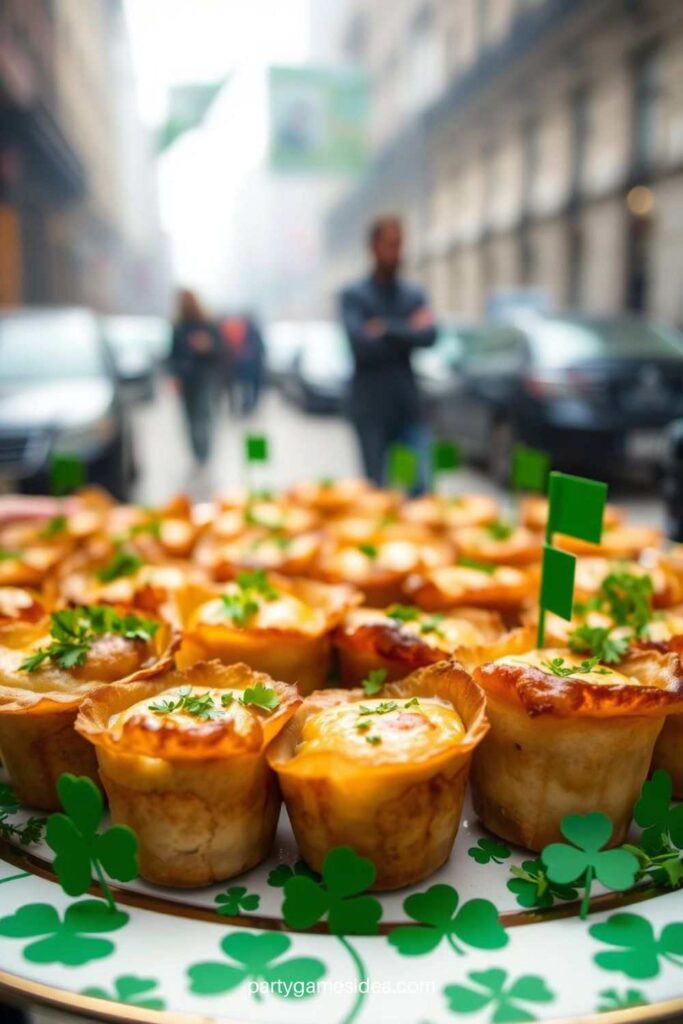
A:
170 289 223 466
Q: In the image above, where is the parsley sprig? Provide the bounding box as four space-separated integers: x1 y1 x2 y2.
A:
358 542 378 559
386 604 445 636
362 669 387 695
97 547 143 583
20 606 158 673
568 624 630 664
484 520 513 541
541 656 611 678
0 785 45 846
40 514 68 539
149 682 279 719
457 557 496 575
220 570 279 627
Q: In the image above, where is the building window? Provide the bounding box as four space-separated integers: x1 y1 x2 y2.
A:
633 50 662 173
570 87 590 195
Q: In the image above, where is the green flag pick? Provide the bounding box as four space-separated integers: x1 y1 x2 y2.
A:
244 434 269 463
432 440 461 473
388 444 418 492
547 471 607 544
49 454 85 497
512 444 550 494
539 544 576 623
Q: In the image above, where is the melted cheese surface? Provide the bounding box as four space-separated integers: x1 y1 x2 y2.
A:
293 697 465 764
346 607 482 651
430 565 525 594
497 649 639 687
107 686 256 738
198 587 326 634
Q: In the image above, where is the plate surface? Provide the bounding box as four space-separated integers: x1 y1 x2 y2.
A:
1 787 682 1024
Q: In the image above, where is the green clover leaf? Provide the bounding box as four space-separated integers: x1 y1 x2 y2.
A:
468 837 511 865
541 813 639 919
46 774 138 910
267 859 319 887
444 968 554 1022
634 770 683 854
188 931 325 999
0 784 20 814
590 913 683 979
282 847 382 935
596 987 648 1012
389 884 508 957
507 858 578 910
215 886 261 916
82 975 165 1010
0 900 127 966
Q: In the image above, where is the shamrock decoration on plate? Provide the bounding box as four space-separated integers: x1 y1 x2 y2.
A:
596 987 648 1012
444 968 554 1022
188 931 325 1000
633 770 683 854
46 774 138 912
0 900 127 966
267 859 319 888
215 886 260 916
82 975 165 1010
589 913 683 979
389 884 507 957
507 859 578 910
541 812 639 919
281 846 382 935
468 837 511 866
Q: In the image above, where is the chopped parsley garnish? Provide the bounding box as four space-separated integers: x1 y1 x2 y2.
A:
484 520 514 541
595 572 653 637
358 700 398 717
0 548 22 561
404 697 420 708
420 614 445 636
149 683 279 719
97 547 143 582
356 719 371 732
358 542 378 559
244 506 282 530
568 624 630 664
20 606 158 673
220 570 279 627
362 668 387 695
457 557 496 575
387 604 420 623
541 656 611 678
127 519 162 540
366 734 382 745
0 784 45 847
40 515 68 539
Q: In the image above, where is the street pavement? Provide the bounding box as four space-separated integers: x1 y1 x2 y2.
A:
131 380 664 527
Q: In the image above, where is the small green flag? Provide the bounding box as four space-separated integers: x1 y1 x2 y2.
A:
432 440 461 473
49 453 85 496
245 434 269 463
511 444 549 494
547 471 607 543
539 544 576 622
388 444 418 491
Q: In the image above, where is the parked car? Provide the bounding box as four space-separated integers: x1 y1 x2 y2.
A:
0 308 136 499
263 320 307 386
280 321 353 414
433 313 683 482
103 315 168 402
413 321 482 403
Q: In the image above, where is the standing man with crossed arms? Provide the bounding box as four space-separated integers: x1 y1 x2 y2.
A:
339 215 438 493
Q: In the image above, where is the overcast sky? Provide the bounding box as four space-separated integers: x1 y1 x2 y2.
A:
124 0 313 124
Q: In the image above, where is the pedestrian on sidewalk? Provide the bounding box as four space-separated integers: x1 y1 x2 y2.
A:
170 288 223 466
339 215 438 493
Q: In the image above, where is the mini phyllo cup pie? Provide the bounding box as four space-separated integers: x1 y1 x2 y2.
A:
175 574 361 695
0 607 177 810
333 605 504 685
267 661 488 890
471 648 683 851
76 661 300 887
622 643 683 798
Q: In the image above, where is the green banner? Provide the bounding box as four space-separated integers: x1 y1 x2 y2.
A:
269 66 368 174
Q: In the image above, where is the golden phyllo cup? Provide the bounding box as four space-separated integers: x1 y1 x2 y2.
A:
0 612 178 810
174 575 361 695
267 660 488 891
471 647 683 852
75 660 300 887
624 641 683 798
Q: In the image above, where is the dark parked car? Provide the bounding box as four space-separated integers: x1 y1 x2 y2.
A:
103 315 168 403
433 313 683 482
0 308 136 499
